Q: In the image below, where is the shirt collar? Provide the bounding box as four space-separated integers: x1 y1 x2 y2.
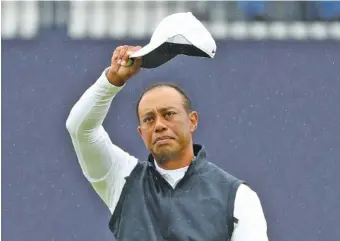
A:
154 159 190 176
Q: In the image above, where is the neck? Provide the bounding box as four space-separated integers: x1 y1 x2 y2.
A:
156 143 194 170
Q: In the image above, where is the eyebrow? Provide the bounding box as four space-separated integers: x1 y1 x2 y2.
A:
141 107 176 117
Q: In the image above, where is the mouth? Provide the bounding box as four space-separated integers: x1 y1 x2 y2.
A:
153 136 175 144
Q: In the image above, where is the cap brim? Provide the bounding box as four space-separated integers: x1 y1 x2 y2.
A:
129 41 213 69
129 40 162 58
130 42 178 69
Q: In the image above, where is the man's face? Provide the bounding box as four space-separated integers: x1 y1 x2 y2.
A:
137 87 198 164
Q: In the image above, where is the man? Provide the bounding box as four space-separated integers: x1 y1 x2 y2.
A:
66 45 269 241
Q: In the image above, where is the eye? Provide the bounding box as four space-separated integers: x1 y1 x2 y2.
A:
143 116 154 123
165 111 176 117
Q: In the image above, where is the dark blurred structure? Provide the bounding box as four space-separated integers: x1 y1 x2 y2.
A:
2 1 340 241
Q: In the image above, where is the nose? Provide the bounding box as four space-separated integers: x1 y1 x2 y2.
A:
154 117 167 133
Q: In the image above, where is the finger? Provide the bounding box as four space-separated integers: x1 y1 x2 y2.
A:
116 46 126 65
121 46 136 66
113 47 121 60
111 48 121 65
111 48 121 73
118 45 130 65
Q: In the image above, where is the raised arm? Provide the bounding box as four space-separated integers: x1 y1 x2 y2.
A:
66 45 142 213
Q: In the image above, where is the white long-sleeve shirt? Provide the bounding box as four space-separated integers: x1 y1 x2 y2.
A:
66 68 269 241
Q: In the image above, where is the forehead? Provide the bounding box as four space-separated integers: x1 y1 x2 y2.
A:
138 87 184 112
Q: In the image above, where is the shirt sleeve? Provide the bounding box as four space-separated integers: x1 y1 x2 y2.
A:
231 184 269 241
66 68 138 214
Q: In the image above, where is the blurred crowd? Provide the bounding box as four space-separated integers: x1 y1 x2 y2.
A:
2 1 340 40
186 1 340 22
238 1 340 21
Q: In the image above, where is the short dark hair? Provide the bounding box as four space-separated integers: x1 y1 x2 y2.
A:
136 83 193 123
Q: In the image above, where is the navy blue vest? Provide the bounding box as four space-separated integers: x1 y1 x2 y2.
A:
109 144 244 241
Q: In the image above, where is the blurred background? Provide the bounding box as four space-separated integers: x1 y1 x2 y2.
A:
2 1 340 40
2 1 340 241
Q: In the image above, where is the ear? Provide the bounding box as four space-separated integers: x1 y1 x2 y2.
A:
188 111 198 133
137 126 143 138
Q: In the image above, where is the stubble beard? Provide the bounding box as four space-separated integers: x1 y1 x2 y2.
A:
153 144 181 166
